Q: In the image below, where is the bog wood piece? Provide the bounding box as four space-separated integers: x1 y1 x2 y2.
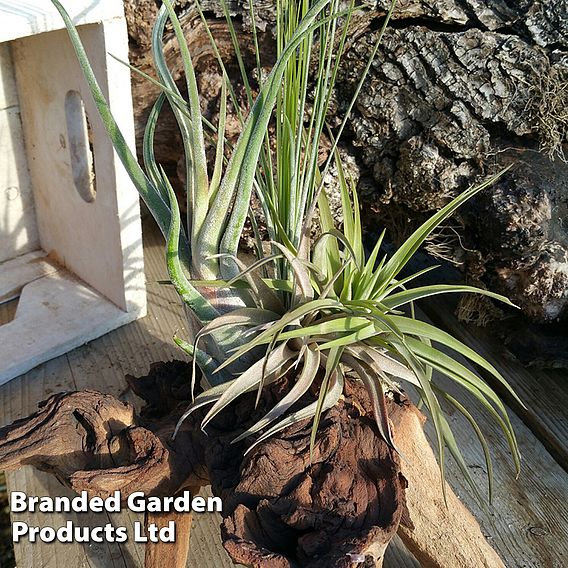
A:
0 370 406 567
0 370 503 568
144 508 194 568
394 404 505 568
0 0 146 384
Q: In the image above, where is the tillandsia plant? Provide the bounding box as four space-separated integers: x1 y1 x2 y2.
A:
53 0 521 502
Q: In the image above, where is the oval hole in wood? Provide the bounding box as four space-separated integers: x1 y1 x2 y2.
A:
0 297 19 326
64 90 96 203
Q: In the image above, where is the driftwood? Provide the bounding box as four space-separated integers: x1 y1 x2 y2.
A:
123 0 568 331
0 361 504 567
393 403 504 568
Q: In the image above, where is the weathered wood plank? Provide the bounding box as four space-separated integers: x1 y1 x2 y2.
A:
408 306 568 568
385 536 420 568
0 0 126 44
423 295 568 472
12 18 145 315
0 43 39 265
0 270 144 385
0 251 58 304
144 509 193 568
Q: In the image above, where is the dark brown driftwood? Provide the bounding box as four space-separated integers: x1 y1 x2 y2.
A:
219 381 407 568
0 361 504 567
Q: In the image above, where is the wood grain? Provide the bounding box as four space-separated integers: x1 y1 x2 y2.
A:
410 305 568 568
144 508 193 568
424 295 568 472
0 42 39 264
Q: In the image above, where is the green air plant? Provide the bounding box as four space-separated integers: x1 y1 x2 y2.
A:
52 0 521 502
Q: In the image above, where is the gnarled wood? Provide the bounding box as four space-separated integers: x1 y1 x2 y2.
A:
0 361 505 567
219 385 408 567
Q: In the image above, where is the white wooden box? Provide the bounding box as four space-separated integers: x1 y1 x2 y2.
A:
0 1 146 384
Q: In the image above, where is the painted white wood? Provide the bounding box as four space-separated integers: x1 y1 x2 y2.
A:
0 1 147 383
0 44 40 263
0 43 18 109
13 20 145 315
0 250 58 303
0 269 144 385
0 0 124 44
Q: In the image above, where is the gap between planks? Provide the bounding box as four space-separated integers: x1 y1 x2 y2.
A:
422 295 568 473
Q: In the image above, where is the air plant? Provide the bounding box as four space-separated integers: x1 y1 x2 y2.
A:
53 0 520 502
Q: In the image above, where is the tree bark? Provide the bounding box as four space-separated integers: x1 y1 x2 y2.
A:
338 3 568 326
123 0 568 328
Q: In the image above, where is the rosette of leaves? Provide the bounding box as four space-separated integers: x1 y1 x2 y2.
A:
52 0 520 501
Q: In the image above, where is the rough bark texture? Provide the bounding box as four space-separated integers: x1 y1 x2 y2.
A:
464 152 568 323
0 361 504 568
123 0 568 326
339 2 568 324
219 379 410 568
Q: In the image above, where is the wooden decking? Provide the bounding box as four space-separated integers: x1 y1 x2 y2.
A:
1 220 567 567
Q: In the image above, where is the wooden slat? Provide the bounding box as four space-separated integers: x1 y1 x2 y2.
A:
384 536 420 567
406 306 568 568
0 43 40 265
0 1 126 43
423 295 568 472
0 269 143 385
0 251 57 303
13 20 145 315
